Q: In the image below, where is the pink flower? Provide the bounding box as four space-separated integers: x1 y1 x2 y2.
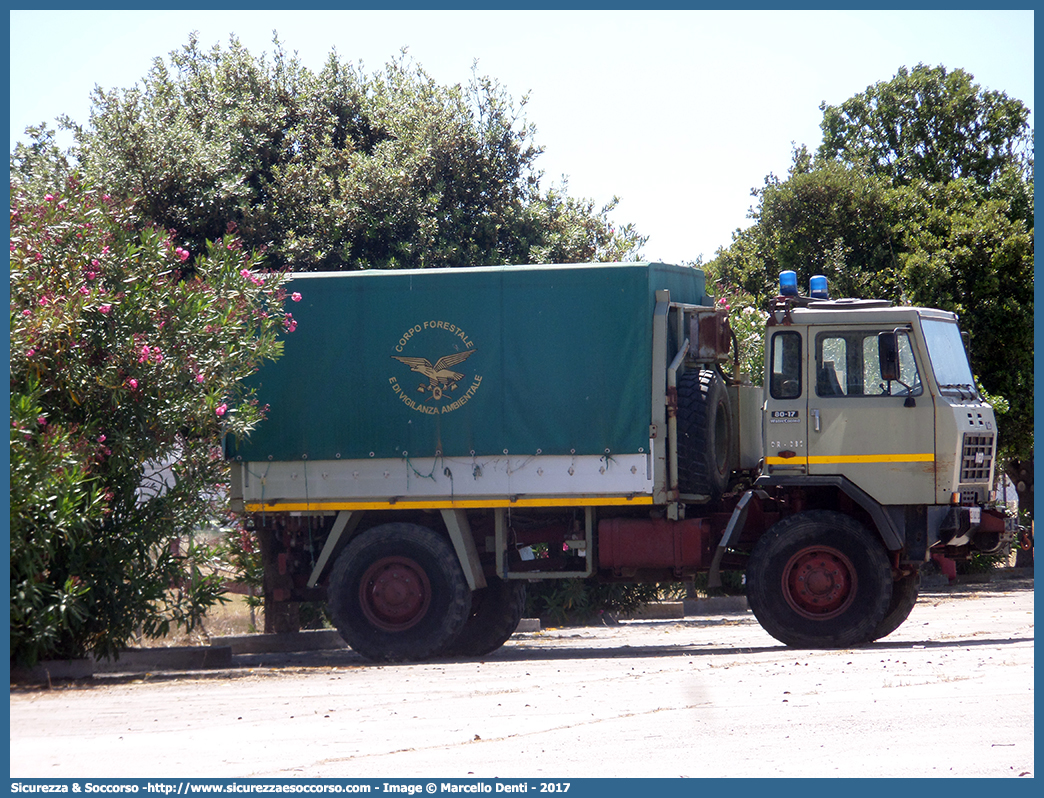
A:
98 304 111 314
175 247 190 262
215 403 228 417
97 435 106 443
79 285 90 295
37 416 47 427
44 194 54 202
86 271 97 280
138 345 150 364
240 268 263 286
195 374 205 384
21 309 30 317
128 378 138 390
291 292 302 302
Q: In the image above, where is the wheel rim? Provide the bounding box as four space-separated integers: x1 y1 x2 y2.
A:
782 546 857 620
359 556 432 631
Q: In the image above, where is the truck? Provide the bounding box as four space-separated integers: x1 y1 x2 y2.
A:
226 261 1010 661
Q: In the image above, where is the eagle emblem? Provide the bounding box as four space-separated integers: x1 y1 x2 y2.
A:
392 349 477 400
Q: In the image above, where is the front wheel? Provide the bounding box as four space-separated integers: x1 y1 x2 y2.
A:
746 511 892 648
327 523 472 662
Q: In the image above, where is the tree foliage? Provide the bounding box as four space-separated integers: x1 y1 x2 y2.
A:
818 63 1033 187
714 153 901 301
9 177 293 665
25 33 644 272
709 65 1033 462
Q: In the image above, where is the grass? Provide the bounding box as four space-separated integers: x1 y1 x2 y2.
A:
143 591 261 648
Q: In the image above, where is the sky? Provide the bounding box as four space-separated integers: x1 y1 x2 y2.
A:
8 8 1035 265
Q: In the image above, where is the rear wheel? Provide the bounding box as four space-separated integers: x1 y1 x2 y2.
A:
327 523 472 662
869 571 919 641
746 511 892 648
446 575 527 657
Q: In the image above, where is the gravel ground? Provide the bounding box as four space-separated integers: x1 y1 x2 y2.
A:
10 574 1034 779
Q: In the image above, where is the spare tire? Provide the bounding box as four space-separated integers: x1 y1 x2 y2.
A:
677 367 733 499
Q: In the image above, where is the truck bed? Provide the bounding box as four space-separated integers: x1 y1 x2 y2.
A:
227 262 707 509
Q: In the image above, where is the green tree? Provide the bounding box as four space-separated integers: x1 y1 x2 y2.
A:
9 123 74 199
9 177 292 666
713 151 901 302
818 63 1033 187
34 34 643 272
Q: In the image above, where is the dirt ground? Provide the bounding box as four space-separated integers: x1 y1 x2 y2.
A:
9 575 1034 779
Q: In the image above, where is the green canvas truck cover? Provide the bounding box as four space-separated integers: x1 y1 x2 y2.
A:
226 262 706 464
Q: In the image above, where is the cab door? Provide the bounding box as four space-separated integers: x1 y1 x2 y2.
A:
805 326 935 505
763 328 808 476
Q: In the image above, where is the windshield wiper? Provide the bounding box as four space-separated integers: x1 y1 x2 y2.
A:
939 383 977 400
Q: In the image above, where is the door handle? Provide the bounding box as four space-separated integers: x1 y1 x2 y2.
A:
811 408 820 432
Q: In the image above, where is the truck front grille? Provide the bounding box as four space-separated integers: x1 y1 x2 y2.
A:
960 433 994 483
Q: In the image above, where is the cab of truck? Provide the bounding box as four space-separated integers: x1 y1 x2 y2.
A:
759 272 1001 556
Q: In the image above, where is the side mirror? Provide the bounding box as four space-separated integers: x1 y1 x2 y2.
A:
878 331 900 382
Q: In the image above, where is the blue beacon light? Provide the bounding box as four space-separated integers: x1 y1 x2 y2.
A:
810 274 829 299
779 270 798 296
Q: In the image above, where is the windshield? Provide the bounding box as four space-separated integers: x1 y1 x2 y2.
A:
921 318 977 398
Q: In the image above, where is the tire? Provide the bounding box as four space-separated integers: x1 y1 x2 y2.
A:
746 511 892 648
869 571 919 641
327 523 472 663
445 575 527 657
677 368 733 499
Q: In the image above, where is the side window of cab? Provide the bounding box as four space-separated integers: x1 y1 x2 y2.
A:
815 330 923 397
770 331 802 399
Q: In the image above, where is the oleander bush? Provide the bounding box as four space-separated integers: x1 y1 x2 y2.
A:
10 177 293 666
